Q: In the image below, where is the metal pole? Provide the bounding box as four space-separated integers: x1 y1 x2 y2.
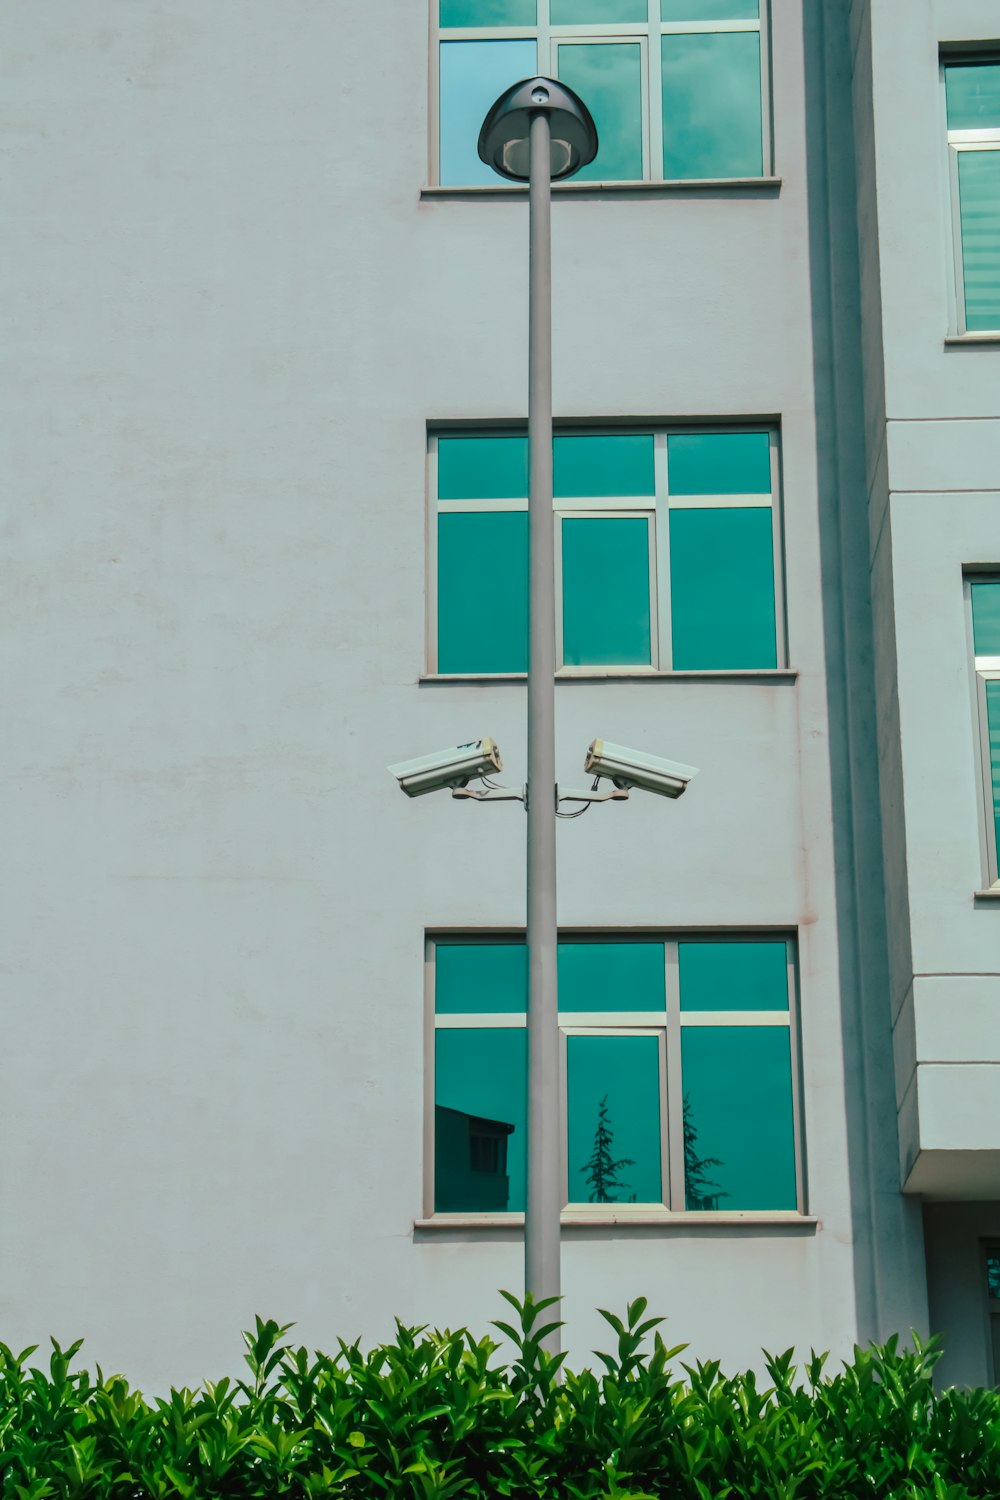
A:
525 107 560 1357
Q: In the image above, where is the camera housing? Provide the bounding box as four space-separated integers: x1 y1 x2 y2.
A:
388 738 503 798
584 739 698 800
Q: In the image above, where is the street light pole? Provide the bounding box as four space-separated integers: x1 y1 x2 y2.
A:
477 78 598 1360
525 106 560 1338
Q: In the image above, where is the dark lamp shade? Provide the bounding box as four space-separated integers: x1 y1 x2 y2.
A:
478 76 598 182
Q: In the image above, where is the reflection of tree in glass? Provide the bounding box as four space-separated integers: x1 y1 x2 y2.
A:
580 1093 635 1203
683 1093 728 1211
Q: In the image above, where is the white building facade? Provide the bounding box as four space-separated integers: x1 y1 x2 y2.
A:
2 0 997 1390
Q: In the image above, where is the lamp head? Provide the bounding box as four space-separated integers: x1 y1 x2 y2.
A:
478 76 598 182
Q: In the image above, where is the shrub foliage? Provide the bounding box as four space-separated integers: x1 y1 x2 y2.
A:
1 1294 998 1499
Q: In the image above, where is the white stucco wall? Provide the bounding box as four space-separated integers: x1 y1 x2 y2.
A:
0 0 932 1389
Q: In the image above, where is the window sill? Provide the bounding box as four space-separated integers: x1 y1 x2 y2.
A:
414 1211 817 1231
421 177 782 201
419 669 798 684
944 334 1000 345
974 887 1000 900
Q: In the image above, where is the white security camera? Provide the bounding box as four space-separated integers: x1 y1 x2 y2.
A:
584 739 698 800
388 738 503 798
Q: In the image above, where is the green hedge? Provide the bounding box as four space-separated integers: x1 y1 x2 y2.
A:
1 1294 998 1499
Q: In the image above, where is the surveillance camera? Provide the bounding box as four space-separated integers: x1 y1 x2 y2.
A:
388 738 502 798
584 739 698 800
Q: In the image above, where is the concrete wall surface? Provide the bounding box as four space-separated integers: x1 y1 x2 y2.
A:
0 0 957 1388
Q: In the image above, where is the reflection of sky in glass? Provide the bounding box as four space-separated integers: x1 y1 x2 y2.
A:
568 1035 662 1202
441 0 535 21
669 507 776 669
957 152 1000 332
662 0 757 16
438 511 528 671
558 943 665 1011
972 583 1000 656
667 431 770 495
562 518 651 665
436 943 528 1013
987 682 1000 850
436 1029 526 1210
553 0 646 20
662 32 762 179
557 43 643 181
681 1027 796 1209
439 436 529 499
440 40 537 185
554 433 655 497
946 63 1000 129
679 941 787 1011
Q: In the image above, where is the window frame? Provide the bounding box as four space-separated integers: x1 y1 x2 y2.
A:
942 55 1000 337
966 576 1000 889
429 1 772 189
423 930 805 1220
427 423 785 677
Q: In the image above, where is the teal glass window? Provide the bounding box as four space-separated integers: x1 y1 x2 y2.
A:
946 62 1000 130
972 582 1000 656
437 3 767 184
945 63 1000 333
552 0 647 19
558 942 666 1012
679 941 788 1011
562 517 651 666
669 507 777 669
971 580 1000 882
681 1027 796 1210
554 434 655 498
556 42 644 181
432 428 781 674
985 682 1000 864
667 431 771 495
437 512 528 672
956 151 1000 332
435 1030 527 1212
436 944 528 1014
430 935 799 1216
662 32 763 179
663 1 758 16
568 1035 663 1203
439 436 528 500
439 40 537 185
441 0 537 20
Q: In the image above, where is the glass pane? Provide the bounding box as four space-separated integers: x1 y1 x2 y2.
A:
435 1030 526 1212
568 1035 662 1203
669 507 776 669
439 436 529 499
987 1248 1000 1300
679 941 788 1011
663 0 758 16
436 943 527 1014
440 40 537 185
553 434 655 497
552 0 647 20
987 682 1000 859
667 431 771 495
946 63 1000 131
558 942 666 1012
438 512 528 672
662 32 762 179
971 582 1000 656
557 43 643 182
958 151 1000 333
562 517 651 665
681 1027 796 1210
